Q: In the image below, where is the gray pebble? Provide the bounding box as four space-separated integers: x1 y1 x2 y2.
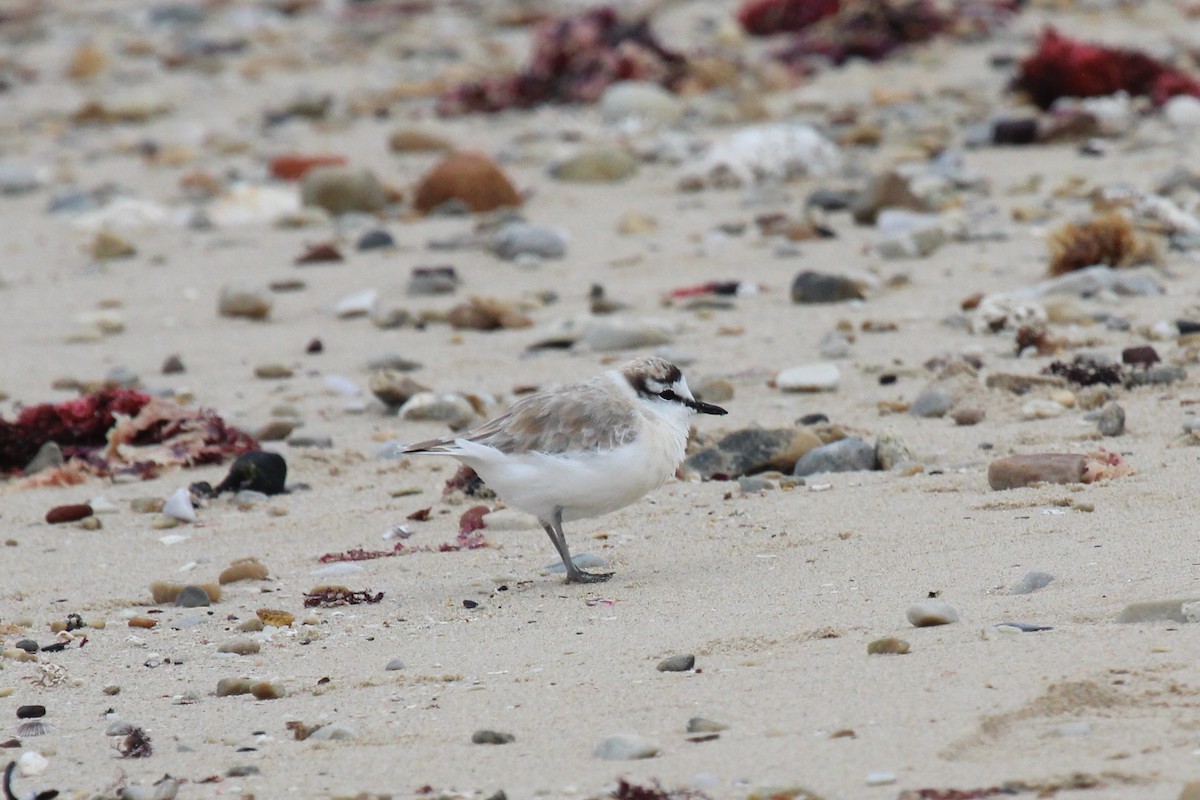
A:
906 600 959 627
357 229 394 251
15 639 38 653
874 431 912 471
1097 402 1125 436
218 284 272 320
174 585 211 608
793 438 876 476
593 733 660 761
910 388 952 418
308 723 358 741
686 717 728 733
0 161 44 194
1128 365 1186 386
1116 598 1200 624
656 654 695 672
385 659 405 671
226 765 262 778
472 729 515 745
490 222 567 260
790 271 865 304
737 475 777 492
1009 571 1054 595
217 638 260 656
818 329 853 359
287 435 333 449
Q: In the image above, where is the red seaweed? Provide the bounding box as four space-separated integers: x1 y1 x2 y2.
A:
438 6 686 115
737 0 840 36
1012 27 1200 110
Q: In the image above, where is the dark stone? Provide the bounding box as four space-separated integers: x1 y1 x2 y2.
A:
16 704 46 719
991 117 1039 145
175 585 211 608
1121 345 1160 366
214 451 287 495
798 413 828 425
472 730 515 745
806 187 856 211
357 229 395 251
1177 320 1200 335
656 654 695 672
790 270 865 304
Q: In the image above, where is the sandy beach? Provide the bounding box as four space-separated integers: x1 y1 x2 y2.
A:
4 1 1200 798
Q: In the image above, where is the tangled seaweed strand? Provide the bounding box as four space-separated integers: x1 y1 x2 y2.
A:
1012 27 1200 109
438 6 686 115
1044 358 1124 387
115 726 153 758
612 778 712 800
303 588 385 607
3 761 59 800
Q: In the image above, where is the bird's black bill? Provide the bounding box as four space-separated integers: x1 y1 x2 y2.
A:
688 399 728 415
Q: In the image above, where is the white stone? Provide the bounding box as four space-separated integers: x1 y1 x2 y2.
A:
481 508 542 531
89 496 119 514
162 487 196 523
593 733 659 760
208 183 301 227
776 363 840 392
684 124 842 187
323 374 361 396
335 289 376 318
906 600 959 627
600 81 685 126
1020 399 1065 420
18 750 48 777
866 772 897 786
1164 95 1200 129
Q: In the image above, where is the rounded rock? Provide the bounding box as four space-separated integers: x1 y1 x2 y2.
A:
790 271 865 304
471 729 515 745
490 222 567 261
793 438 876 476
551 146 638 183
776 363 840 392
600 81 684 125
656 654 696 672
175 585 212 608
1097 402 1125 437
218 284 272 320
906 600 959 627
593 733 660 761
414 152 521 215
300 166 387 215
910 389 952 418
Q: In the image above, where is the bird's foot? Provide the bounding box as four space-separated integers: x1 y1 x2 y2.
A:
566 569 614 584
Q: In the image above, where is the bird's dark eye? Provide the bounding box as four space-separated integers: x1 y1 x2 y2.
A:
659 389 677 401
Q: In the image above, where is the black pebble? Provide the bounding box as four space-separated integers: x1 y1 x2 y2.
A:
798 413 828 425
214 451 288 495
306 338 323 354
357 229 394 251
17 705 46 719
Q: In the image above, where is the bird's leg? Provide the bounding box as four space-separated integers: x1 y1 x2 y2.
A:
544 507 612 584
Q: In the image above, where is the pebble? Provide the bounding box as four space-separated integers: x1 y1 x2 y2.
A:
162 487 196 523
684 124 842 188
308 723 357 741
250 680 285 700
818 329 852 359
219 559 269 584
255 364 294 380
388 128 453 153
866 772 897 787
472 729 516 745
335 289 377 318
91 230 137 260
1128 364 1186 386
216 677 254 697
161 354 185 374
369 370 430 408
300 166 387 215
593 733 660 761
616 211 658 235
227 765 262 777
214 451 288 495
253 420 295 441
686 717 728 733
793 438 876 476
1010 571 1054 595
399 392 479 429
1116 598 1200 624
385 658 405 671
551 146 638 183
17 751 47 778
692 377 734 404
599 81 684 125
987 453 1086 490
776 363 840 392
867 637 911 655
910 388 952 418
790 271 865 304
0 160 45 195
407 266 460 296
414 152 521 214
356 229 394 251
175 585 211 608
218 638 260 656
580 317 674 352
218 284 272 320
369 294 412 329
1164 95 1200 129
490 222 568 261
686 427 821 479
288 435 333 449
46 503 93 524
951 408 985 426
1020 399 1066 420
906 600 960 627
1097 402 1125 436
656 654 695 672
874 431 913 471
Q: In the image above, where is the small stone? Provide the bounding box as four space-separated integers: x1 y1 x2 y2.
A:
399 392 479 429
472 729 515 745
46 503 93 524
790 271 865 304
874 431 912 471
216 677 254 697
987 453 1086 490
692 377 734 404
250 680 285 700
0 161 45 195
907 600 959 627
594 734 660 761
218 638 260 656
776 363 840 392
910 389 952 418
580 317 674 351
357 229 394 251
414 152 521 214
1128 365 1186 386
308 723 357 741
388 128 453 153
793 438 876 476
335 289 377 318
14 642 38 655
255 363 294 379
91 230 137 260
253 420 295 442
490 222 567 261
656 654 695 672
219 559 269 584
867 637 911 655
151 514 179 530
1010 571 1054 595
686 718 728 733
551 146 638 183
175 585 211 608
162 487 196 523
685 427 822 479
239 618 265 633
1020 399 1065 420
616 211 658 235
218 284 272 320
1097 402 1125 436
369 294 412 329
227 765 262 778
214 451 288 495
369 371 429 408
385 659 405 671
407 265 460 296
1116 599 1200 624
951 408 985 426
852 170 927 224
161 355 185 374
301 166 386 215
866 772 897 787
818 329 852 359
256 608 295 627
599 81 684 125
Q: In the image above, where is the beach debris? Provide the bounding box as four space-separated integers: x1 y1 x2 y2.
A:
1043 357 1123 386
115 725 153 758
302 586 384 607
987 450 1132 490
1012 27 1200 110
1047 213 1158 276
438 7 686 115
294 241 344 264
